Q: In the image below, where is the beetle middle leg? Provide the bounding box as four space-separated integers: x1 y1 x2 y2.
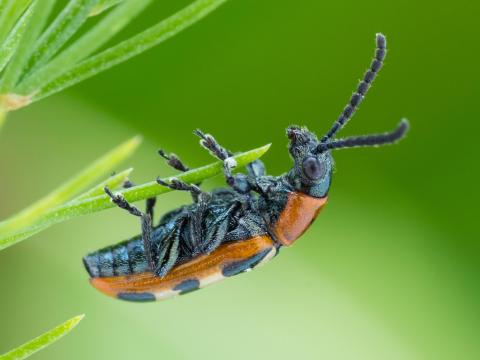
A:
156 177 212 256
104 186 156 272
158 149 202 202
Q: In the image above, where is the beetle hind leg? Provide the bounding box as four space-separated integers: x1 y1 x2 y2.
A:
104 186 156 272
122 179 157 224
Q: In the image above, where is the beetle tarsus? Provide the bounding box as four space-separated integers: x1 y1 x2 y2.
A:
158 149 190 172
157 177 202 197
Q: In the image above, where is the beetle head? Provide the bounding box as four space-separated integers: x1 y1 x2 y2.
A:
286 126 333 198
285 33 409 198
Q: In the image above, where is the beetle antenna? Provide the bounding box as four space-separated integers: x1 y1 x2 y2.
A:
320 33 387 143
316 119 409 152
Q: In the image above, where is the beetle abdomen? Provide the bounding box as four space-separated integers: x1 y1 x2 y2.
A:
83 236 148 278
90 235 278 302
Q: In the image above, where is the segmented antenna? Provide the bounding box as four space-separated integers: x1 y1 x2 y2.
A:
320 33 387 143
316 119 409 152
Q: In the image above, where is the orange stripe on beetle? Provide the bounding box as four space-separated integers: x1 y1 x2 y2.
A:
90 235 276 301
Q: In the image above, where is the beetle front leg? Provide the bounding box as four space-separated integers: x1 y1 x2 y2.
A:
194 129 255 195
104 187 156 272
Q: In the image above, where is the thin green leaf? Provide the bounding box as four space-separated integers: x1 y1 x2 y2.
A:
0 226 45 249
0 3 35 74
15 0 153 95
26 0 100 75
0 144 271 251
32 0 229 102
89 0 123 16
0 0 56 93
0 136 141 236
0 0 31 47
0 315 84 360
73 167 133 201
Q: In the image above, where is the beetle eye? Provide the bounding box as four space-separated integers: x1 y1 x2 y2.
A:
302 157 325 180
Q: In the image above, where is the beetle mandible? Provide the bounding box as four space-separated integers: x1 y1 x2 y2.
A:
83 33 409 302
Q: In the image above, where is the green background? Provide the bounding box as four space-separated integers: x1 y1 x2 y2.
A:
1 0 479 359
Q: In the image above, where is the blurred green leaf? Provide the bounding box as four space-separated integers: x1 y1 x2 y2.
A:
89 0 123 16
25 0 99 75
0 3 35 74
15 0 153 95
0 0 55 93
0 136 141 238
0 0 32 47
73 167 133 201
21 0 229 103
0 144 270 250
0 315 84 360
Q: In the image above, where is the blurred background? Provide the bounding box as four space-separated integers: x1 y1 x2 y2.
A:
1 0 479 359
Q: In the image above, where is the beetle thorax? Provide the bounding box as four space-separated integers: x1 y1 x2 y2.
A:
272 191 327 246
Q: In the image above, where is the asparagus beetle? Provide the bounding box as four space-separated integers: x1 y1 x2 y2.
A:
83 33 409 302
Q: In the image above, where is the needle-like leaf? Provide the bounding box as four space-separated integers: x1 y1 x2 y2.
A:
15 0 153 95
0 0 56 93
0 3 35 74
89 0 123 16
25 0 100 75
0 0 32 47
0 136 141 236
0 315 84 360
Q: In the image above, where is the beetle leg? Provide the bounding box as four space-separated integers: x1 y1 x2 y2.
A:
156 177 204 199
246 159 266 177
184 192 211 256
194 129 255 195
158 149 202 202
158 149 190 172
123 179 157 226
200 201 241 254
154 217 185 277
104 186 156 272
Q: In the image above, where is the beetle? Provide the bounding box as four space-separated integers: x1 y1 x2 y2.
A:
83 33 409 302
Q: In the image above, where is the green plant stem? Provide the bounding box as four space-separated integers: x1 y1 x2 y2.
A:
15 0 153 95
26 0 99 75
0 0 55 93
73 167 133 201
32 0 229 102
0 144 270 251
0 315 84 360
0 136 141 236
